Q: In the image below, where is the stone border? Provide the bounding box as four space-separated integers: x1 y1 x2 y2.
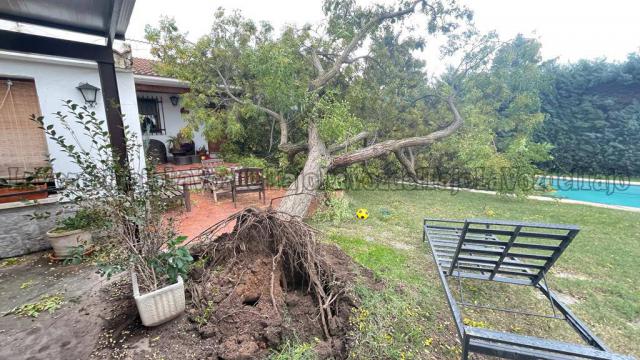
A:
0 194 61 211
395 181 640 213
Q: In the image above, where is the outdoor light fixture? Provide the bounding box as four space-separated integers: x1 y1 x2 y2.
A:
169 95 180 106
76 82 100 106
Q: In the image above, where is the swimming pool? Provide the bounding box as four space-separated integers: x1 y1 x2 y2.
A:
539 177 640 208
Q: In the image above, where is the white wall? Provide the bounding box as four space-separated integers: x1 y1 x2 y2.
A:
140 91 207 154
0 51 144 178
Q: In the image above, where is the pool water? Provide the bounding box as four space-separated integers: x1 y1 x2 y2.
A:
539 177 640 208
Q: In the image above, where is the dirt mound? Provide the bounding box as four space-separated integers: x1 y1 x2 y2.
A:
92 208 365 359
187 208 359 359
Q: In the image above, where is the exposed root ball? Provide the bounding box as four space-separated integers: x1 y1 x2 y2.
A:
187 207 357 359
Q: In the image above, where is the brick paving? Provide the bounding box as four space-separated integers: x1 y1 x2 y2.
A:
169 188 287 240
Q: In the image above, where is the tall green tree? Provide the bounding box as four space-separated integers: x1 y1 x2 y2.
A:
416 35 551 193
537 54 640 175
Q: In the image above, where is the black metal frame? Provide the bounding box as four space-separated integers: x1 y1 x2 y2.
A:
137 95 167 135
423 218 634 360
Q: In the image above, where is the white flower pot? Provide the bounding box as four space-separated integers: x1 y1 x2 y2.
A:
45 229 92 258
131 272 185 327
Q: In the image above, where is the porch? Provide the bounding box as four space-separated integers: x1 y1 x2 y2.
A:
133 57 212 164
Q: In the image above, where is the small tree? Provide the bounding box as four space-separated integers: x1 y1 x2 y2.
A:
34 101 191 291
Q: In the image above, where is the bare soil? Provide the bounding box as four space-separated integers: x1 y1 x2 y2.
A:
92 208 372 360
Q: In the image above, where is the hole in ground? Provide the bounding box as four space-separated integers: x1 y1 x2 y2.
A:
242 294 261 306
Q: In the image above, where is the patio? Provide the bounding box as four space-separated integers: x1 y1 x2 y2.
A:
171 188 287 239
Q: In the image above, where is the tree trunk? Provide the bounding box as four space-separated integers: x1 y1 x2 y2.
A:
394 148 419 183
276 122 330 218
276 96 464 217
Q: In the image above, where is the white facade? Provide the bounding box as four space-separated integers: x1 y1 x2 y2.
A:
0 51 145 176
132 74 206 153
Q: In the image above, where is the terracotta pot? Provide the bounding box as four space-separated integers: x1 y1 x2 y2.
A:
0 184 48 204
332 190 345 199
45 228 92 258
132 272 185 327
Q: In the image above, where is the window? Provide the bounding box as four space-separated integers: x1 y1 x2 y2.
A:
0 78 50 179
137 96 166 134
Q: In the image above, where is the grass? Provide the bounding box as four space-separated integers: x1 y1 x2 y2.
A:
0 257 24 268
311 188 640 358
268 340 316 360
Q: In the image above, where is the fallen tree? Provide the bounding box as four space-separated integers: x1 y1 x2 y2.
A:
146 0 484 217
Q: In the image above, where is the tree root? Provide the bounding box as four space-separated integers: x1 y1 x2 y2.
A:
188 207 346 340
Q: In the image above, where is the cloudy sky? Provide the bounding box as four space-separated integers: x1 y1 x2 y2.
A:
126 0 640 73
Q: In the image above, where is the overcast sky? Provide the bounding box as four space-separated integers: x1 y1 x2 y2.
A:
126 0 640 73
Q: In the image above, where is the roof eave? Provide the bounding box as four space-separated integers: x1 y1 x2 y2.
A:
133 74 190 88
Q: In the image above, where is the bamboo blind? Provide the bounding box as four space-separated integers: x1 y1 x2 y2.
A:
0 79 49 178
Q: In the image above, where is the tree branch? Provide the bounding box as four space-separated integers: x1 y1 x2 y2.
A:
310 47 325 74
216 68 291 146
309 0 421 90
330 96 463 169
394 148 419 182
278 141 307 156
277 130 371 160
328 131 370 153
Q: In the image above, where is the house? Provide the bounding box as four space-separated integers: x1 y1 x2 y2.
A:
132 57 208 159
0 47 210 184
0 45 206 257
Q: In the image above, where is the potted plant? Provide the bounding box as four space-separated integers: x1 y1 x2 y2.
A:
0 167 51 204
45 209 97 259
168 130 195 165
34 101 193 326
196 146 208 161
167 136 183 155
167 135 191 165
131 236 192 326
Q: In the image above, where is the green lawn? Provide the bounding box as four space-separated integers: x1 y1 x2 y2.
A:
312 189 639 359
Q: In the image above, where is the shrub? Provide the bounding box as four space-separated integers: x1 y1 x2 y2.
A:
314 196 352 224
237 155 268 168
34 101 192 292
54 209 105 232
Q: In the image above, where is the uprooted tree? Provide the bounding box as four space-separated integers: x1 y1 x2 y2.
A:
146 0 490 217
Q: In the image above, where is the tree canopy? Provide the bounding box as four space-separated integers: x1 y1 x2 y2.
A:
145 0 558 214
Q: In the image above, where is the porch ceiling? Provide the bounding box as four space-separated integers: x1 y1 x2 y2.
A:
0 0 136 42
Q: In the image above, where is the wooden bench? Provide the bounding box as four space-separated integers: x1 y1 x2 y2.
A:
232 167 265 207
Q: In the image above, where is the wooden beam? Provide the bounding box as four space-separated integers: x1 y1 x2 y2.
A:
98 61 129 184
135 83 190 94
0 30 114 63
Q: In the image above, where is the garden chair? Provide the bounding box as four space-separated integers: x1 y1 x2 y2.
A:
232 167 266 207
201 159 231 203
156 175 189 210
423 218 634 360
